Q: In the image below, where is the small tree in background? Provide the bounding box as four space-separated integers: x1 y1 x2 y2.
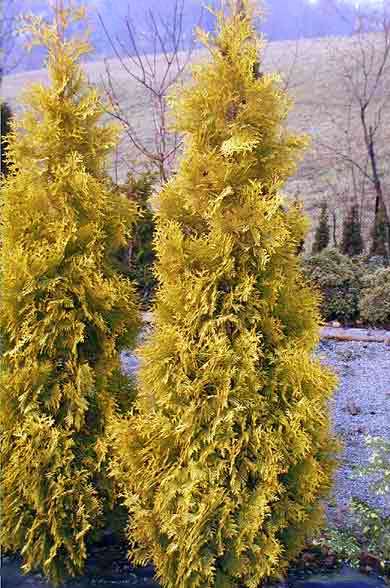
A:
1 102 13 178
341 203 364 257
109 2 338 587
115 172 157 307
312 200 330 254
370 202 390 259
0 5 140 584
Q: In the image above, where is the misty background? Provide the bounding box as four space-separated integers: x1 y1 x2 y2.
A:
3 0 382 74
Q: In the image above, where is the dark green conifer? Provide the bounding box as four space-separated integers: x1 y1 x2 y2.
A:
312 200 330 254
370 203 389 259
341 204 364 257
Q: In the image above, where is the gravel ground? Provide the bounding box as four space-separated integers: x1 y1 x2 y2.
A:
121 334 390 526
315 339 390 525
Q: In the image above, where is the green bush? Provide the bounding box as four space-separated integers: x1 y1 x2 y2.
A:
316 436 390 579
363 255 389 271
302 249 363 323
350 436 390 575
359 267 390 325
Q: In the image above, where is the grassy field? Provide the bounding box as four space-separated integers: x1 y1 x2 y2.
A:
3 33 390 248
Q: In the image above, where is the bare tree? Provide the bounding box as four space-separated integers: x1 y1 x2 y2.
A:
315 0 390 255
0 0 25 83
98 0 200 185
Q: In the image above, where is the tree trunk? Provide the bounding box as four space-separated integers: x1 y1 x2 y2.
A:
360 111 389 255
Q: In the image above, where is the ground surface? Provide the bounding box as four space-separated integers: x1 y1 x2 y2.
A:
316 336 390 524
1 552 387 588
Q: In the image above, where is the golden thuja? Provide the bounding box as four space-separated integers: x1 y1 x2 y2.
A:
0 4 140 584
110 1 339 587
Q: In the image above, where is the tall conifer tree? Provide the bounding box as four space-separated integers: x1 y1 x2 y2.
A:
0 5 140 584
110 2 338 586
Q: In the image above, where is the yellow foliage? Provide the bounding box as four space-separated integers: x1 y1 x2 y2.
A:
109 1 339 587
0 5 140 585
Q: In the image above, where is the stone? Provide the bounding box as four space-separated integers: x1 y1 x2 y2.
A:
346 400 362 416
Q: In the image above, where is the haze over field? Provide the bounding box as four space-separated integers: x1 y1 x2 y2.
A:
4 0 379 73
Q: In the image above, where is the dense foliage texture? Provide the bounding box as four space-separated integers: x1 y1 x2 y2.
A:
370 203 390 259
311 200 330 255
350 436 390 574
1 101 13 178
116 172 157 307
0 7 140 584
341 204 364 257
110 3 338 587
302 249 363 323
359 267 390 325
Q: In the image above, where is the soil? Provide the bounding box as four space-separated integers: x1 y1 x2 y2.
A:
1 543 388 588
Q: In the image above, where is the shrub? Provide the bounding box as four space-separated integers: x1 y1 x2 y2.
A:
1 101 13 178
364 254 389 271
109 2 339 587
350 436 390 574
0 7 140 585
302 249 363 323
341 204 364 257
317 436 390 578
359 267 390 325
312 200 330 254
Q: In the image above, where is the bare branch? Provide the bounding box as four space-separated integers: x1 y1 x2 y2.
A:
98 0 198 184
0 0 25 81
317 0 390 253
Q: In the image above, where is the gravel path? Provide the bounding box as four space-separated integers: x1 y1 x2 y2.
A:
121 332 390 526
316 339 390 524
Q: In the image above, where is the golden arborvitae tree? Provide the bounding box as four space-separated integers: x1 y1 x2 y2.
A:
0 5 140 585
110 1 339 586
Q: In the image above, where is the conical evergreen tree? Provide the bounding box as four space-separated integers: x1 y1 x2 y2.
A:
1 101 13 178
370 202 390 259
312 200 330 254
341 204 364 257
110 2 338 587
0 6 140 584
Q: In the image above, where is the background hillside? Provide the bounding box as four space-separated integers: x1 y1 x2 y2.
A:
2 0 389 251
4 0 362 73
4 32 389 249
